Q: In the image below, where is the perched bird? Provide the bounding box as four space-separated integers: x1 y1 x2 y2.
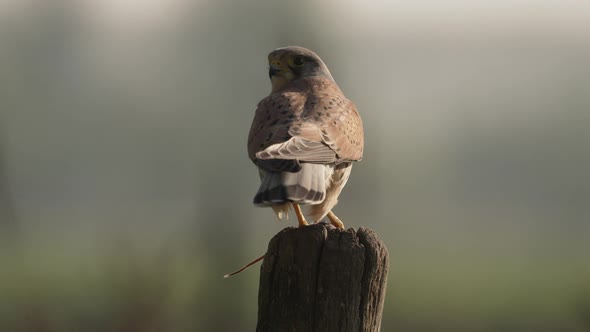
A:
247 46 364 230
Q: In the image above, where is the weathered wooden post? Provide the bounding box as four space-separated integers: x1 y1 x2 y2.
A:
256 223 389 332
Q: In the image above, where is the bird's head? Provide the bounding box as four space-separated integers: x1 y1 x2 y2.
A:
267 46 334 92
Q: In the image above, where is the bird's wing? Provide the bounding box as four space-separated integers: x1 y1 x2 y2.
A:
247 92 302 162
248 81 363 169
255 137 336 163
291 87 364 162
248 90 334 168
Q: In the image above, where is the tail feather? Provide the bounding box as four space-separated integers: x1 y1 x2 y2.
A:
254 163 326 206
255 171 285 204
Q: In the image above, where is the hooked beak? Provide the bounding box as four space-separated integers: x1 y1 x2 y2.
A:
268 63 282 79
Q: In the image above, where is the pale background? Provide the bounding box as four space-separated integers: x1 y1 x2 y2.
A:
0 0 589 331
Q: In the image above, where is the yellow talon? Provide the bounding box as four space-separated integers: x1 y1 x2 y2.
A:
327 211 345 230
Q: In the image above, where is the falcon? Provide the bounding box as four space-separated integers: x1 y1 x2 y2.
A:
247 46 364 230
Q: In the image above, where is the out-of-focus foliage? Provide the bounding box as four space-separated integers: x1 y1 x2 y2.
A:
0 1 589 331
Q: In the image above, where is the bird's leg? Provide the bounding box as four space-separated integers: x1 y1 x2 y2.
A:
292 203 309 227
327 211 345 230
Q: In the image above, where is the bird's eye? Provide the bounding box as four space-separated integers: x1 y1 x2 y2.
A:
293 56 305 66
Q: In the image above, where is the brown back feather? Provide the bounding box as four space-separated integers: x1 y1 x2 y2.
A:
247 77 363 167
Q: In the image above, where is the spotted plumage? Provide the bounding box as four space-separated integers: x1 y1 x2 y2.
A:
247 46 364 229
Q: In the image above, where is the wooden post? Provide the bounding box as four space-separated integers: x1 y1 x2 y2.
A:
257 224 389 332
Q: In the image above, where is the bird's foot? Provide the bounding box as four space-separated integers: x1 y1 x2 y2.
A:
327 211 345 230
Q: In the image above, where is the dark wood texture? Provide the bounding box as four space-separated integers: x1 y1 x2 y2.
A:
257 224 389 332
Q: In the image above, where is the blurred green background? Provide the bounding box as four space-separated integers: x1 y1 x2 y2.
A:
1 0 589 331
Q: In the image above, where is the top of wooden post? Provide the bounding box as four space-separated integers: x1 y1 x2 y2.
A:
257 223 389 332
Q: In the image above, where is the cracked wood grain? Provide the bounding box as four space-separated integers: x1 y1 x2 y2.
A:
257 224 389 332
